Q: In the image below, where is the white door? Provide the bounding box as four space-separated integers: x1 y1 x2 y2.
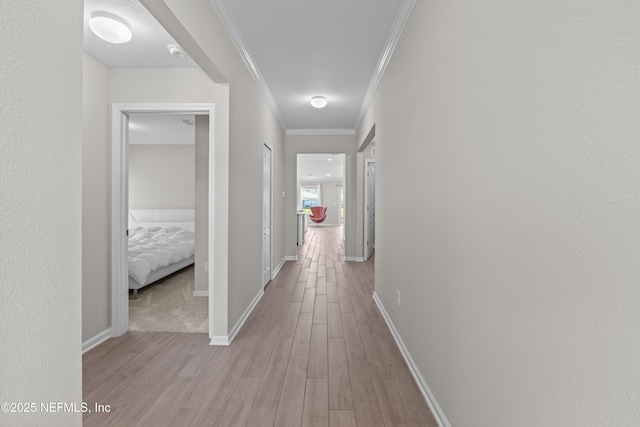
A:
262 144 272 287
365 160 376 259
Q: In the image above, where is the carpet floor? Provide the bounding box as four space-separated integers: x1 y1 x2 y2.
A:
128 265 208 333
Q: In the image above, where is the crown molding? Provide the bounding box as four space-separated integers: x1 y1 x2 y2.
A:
210 0 415 135
209 0 288 132
354 0 417 132
286 129 356 136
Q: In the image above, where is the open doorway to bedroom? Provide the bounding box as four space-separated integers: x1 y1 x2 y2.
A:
127 113 207 332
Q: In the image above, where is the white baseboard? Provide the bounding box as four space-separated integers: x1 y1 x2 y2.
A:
285 255 298 261
344 256 365 262
210 288 264 347
82 328 112 354
372 292 451 427
210 335 230 346
272 257 286 278
193 290 209 297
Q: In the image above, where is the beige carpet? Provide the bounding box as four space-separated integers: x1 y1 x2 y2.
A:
128 266 208 333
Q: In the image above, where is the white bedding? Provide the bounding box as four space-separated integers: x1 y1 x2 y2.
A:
128 226 195 285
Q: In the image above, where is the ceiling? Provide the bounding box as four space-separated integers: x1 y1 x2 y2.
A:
128 114 195 145
297 154 345 182
83 0 415 132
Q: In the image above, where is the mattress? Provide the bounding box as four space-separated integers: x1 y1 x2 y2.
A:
128 226 196 286
128 255 194 290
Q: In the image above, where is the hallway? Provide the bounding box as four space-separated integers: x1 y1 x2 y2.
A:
82 226 437 426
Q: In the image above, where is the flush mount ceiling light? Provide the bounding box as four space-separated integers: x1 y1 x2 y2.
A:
89 11 132 44
310 96 328 109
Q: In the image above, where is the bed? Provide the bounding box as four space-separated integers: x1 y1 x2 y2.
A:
128 209 196 298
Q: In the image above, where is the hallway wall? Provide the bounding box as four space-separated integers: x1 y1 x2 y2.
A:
141 0 287 336
2 1 83 425
81 65 227 341
359 1 640 426
82 54 111 343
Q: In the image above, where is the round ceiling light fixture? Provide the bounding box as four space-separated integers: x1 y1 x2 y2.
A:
89 11 132 44
310 96 328 109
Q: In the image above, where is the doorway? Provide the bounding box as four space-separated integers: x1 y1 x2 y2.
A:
111 103 216 339
126 113 207 332
262 143 273 288
364 159 376 260
296 153 346 233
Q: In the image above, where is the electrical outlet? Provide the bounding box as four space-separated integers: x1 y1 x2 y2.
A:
396 290 401 308
204 261 209 272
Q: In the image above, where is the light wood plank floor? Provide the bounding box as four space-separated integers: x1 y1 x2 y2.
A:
83 226 437 426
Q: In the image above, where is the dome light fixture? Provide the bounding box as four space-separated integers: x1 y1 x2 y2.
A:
89 11 132 44
310 96 328 109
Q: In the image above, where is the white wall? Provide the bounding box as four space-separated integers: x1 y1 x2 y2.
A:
81 65 229 338
1 1 83 425
82 54 111 343
112 67 229 337
129 144 195 209
358 1 640 426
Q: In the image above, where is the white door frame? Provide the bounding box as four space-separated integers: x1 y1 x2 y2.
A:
262 142 273 287
111 103 216 338
364 159 376 260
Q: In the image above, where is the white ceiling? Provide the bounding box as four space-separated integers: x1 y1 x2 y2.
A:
297 154 345 181
83 0 415 132
128 114 195 145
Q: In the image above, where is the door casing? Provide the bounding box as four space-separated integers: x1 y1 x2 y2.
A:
364 159 376 260
262 142 273 287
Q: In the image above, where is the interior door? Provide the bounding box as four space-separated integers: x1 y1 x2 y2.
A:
365 160 376 259
262 144 272 287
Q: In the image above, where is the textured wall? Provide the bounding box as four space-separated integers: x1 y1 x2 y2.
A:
0 1 83 425
361 1 640 426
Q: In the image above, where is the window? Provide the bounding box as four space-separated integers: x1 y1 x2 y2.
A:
300 185 320 213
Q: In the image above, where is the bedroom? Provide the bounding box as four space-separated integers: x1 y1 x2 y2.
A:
126 113 208 333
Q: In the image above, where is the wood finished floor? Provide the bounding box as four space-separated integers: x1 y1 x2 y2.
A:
83 226 437 426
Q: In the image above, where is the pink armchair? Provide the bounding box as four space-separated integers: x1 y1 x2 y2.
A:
309 206 327 224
